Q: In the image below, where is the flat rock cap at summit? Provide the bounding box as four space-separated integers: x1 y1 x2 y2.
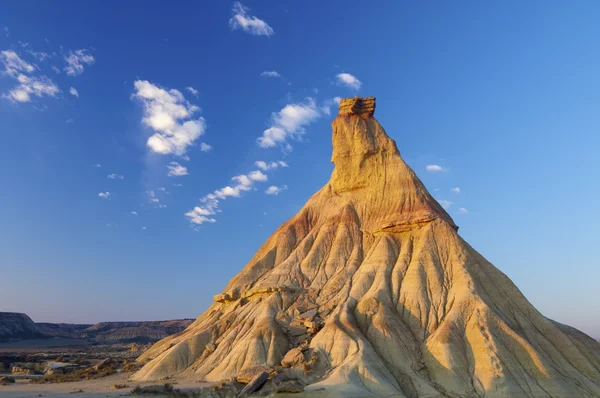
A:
338 96 376 116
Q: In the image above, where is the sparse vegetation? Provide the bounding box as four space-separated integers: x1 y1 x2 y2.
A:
29 362 118 384
130 383 175 395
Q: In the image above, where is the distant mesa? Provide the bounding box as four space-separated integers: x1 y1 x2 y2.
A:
0 312 193 344
0 313 45 342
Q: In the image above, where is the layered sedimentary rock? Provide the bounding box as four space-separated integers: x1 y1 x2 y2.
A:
133 97 600 397
0 312 44 341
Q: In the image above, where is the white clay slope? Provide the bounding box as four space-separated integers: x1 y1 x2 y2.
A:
133 97 600 397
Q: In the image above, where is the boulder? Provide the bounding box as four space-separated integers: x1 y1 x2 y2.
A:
237 371 268 398
0 376 16 385
93 357 112 370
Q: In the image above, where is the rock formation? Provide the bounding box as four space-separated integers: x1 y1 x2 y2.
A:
0 312 193 344
133 97 600 397
0 312 45 341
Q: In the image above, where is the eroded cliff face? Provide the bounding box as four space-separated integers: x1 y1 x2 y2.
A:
133 97 600 397
0 312 44 341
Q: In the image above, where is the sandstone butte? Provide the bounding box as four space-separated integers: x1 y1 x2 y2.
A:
133 97 600 397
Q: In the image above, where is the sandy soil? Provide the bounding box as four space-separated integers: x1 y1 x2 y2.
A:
0 374 210 398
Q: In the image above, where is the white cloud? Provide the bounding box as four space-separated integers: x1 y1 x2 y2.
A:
200 142 212 152
94 163 101 168
185 207 217 225
261 70 281 78
458 207 469 214
426 164 447 172
107 173 124 180
167 161 188 177
173 183 183 187
69 87 79 98
451 187 460 193
4 27 9 37
248 170 267 181
186 86 199 96
336 73 361 90
185 169 269 225
64 49 95 76
320 97 344 116
265 185 287 195
98 192 110 199
437 199 452 210
131 211 138 215
133 80 206 156
257 98 320 149
1 50 35 76
229 1 274 37
141 226 147 230
1 50 59 103
4 74 59 103
254 160 288 170
66 118 74 124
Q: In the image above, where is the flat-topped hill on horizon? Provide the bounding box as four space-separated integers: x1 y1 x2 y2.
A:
0 311 193 344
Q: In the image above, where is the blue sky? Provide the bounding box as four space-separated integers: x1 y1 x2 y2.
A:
0 1 599 336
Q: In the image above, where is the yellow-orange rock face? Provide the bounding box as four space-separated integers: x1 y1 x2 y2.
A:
133 97 600 397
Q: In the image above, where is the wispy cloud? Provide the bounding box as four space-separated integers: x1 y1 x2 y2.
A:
426 164 447 172
265 185 287 195
451 187 460 193
320 97 342 116
257 98 321 150
254 160 288 170
261 70 281 78
200 142 212 152
28 50 52 62
69 87 79 98
146 190 166 207
458 207 469 214
131 211 138 215
64 49 95 76
98 192 110 199
336 73 361 90
133 80 207 157
4 74 59 103
1 50 59 103
4 27 9 37
167 161 189 177
19 42 53 62
94 164 102 168
107 173 124 180
185 86 199 96
229 1 274 37
1 50 34 76
185 169 268 225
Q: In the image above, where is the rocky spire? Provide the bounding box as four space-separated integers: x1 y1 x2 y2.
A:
330 96 457 232
132 97 600 398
